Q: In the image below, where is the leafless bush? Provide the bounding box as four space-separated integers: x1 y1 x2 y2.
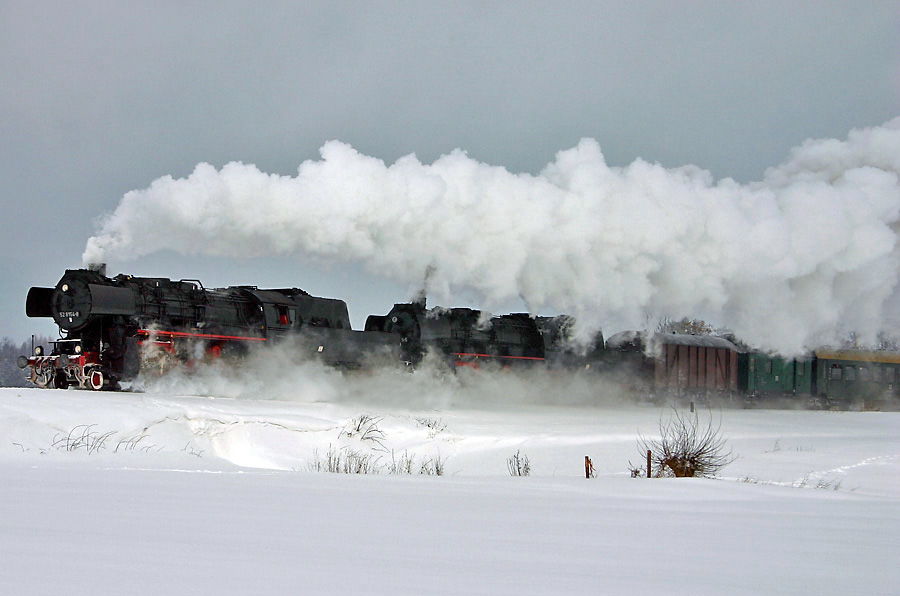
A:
794 473 843 490
415 417 447 438
343 450 380 474
308 445 382 474
340 415 387 451
115 433 151 453
53 424 116 454
628 462 645 478
309 447 446 475
740 474 846 491
507 450 531 477
389 450 415 474
50 425 162 455
419 452 446 476
638 406 734 478
181 442 204 458
307 445 341 473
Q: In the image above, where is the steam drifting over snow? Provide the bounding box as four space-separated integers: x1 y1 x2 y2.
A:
83 119 900 354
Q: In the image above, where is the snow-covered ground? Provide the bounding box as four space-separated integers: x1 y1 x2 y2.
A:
1 365 898 595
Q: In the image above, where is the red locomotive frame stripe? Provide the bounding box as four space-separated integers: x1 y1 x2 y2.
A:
451 352 545 361
137 329 267 342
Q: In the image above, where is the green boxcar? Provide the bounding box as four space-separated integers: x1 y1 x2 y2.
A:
738 352 813 400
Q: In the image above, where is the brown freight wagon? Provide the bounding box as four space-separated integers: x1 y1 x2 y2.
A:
606 331 743 401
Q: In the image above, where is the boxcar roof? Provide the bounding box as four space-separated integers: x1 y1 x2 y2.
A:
606 331 742 352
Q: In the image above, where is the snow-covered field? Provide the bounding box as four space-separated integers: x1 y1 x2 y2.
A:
1 365 898 595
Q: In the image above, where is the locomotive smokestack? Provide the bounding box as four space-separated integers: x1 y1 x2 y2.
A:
412 289 426 308
413 264 435 308
87 262 107 277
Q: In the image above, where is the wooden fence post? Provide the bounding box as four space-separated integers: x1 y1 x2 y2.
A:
646 449 652 478
584 455 594 479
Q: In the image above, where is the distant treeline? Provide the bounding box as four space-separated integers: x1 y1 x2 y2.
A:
0 336 53 387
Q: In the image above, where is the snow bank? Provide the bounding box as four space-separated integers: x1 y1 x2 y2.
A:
1 382 898 595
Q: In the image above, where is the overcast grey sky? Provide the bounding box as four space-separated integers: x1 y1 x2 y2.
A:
2 1 898 340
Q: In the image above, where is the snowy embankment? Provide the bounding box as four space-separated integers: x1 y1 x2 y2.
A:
1 368 898 595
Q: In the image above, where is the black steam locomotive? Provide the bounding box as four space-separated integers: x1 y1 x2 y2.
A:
20 267 400 389
20 267 597 390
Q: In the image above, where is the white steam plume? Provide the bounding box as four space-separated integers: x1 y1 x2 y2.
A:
84 119 900 354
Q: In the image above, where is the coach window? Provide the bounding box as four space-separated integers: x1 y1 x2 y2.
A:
858 366 871 382
872 366 883 383
764 361 773 374
830 364 842 380
845 366 857 381
886 367 896 384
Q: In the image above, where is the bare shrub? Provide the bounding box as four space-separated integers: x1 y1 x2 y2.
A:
53 424 116 454
389 450 416 474
308 445 381 474
741 474 846 491
181 442 204 458
340 415 387 451
507 450 531 477
419 452 446 476
343 450 380 474
628 463 644 478
307 445 341 473
638 406 734 478
794 473 843 491
415 417 447 438
115 433 151 453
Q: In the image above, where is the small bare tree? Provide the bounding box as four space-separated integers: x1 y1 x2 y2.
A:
638 406 734 478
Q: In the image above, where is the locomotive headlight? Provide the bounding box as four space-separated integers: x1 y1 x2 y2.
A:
74 344 83 354
61 284 69 293
34 345 43 356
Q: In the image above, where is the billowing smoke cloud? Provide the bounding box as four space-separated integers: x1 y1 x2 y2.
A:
83 119 900 354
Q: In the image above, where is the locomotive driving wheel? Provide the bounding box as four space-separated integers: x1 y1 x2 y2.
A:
87 368 105 391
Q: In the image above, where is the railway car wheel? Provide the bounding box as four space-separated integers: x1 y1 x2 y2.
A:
88 370 104 391
34 362 54 388
53 372 68 390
